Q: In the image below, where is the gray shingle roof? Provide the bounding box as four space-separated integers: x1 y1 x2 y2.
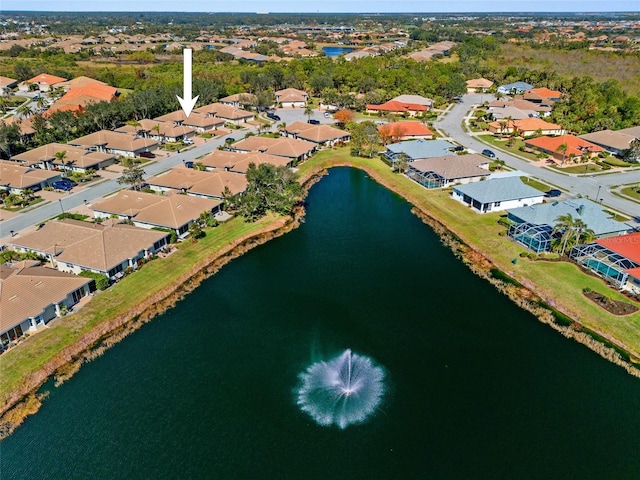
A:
507 198 632 236
453 176 544 203
386 139 455 160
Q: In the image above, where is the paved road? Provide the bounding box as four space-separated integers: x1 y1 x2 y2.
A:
435 94 640 220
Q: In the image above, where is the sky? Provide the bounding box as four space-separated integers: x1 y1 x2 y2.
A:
2 0 639 13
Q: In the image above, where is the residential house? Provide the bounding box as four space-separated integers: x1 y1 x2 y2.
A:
18 73 67 92
10 143 116 172
193 103 255 126
68 130 158 158
0 160 62 193
0 260 92 351
525 135 604 162
8 219 170 280
378 121 433 141
391 95 433 109
570 232 640 291
366 100 428 117
524 87 563 104
466 78 494 93
507 199 633 253
489 105 539 121
579 126 640 157
155 110 225 133
281 121 351 147
114 119 195 143
0 76 18 95
219 93 258 108
383 139 456 167
497 81 534 95
452 176 545 213
198 150 293 173
146 167 247 200
488 98 552 116
91 190 221 238
275 88 308 108
488 117 565 137
230 136 316 164
406 154 490 188
46 81 118 116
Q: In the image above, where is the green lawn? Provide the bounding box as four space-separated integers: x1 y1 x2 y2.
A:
621 186 640 201
520 176 551 192
548 163 603 174
476 135 540 161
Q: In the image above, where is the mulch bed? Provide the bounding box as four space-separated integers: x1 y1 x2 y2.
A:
583 290 639 316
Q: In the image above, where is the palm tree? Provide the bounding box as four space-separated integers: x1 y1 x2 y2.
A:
54 150 67 172
16 103 34 118
304 106 313 122
556 142 568 166
572 219 596 246
552 213 576 256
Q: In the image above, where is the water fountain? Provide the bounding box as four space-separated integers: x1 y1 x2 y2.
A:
296 349 386 429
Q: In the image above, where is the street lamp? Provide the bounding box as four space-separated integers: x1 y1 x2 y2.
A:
58 199 64 214
597 185 602 203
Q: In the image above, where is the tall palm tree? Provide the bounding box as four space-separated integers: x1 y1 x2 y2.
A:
556 142 568 166
54 150 68 173
304 106 313 122
552 213 576 256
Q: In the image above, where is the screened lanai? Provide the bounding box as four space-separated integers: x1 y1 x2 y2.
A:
508 222 553 253
569 243 640 288
405 166 444 188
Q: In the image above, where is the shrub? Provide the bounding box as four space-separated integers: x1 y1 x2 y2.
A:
79 270 110 290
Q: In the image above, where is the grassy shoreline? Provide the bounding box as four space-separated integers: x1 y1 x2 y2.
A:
1 147 639 438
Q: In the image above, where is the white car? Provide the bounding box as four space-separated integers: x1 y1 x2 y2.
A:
183 138 194 145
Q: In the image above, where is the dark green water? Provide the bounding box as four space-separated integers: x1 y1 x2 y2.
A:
2 168 639 479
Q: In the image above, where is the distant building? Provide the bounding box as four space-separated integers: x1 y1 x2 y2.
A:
466 78 494 93
497 81 534 95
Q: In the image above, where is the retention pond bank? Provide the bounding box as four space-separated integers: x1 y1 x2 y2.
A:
2 168 640 479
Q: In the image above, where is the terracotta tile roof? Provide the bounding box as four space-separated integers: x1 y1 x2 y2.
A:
0 261 91 333
193 103 254 121
274 88 308 103
9 219 168 274
366 100 427 113
526 87 562 99
489 117 564 133
596 232 640 264
378 121 433 137
198 150 292 172
466 78 494 88
56 76 109 90
2 117 35 136
525 134 604 157
24 73 67 86
154 111 225 129
147 168 247 198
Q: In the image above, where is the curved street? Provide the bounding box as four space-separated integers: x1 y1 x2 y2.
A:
435 94 640 221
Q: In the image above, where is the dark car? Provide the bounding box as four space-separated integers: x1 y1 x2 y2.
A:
184 161 194 168
482 149 496 158
139 151 155 159
266 111 281 121
545 189 562 198
225 137 236 144
308 119 320 125
52 180 75 191
450 145 464 152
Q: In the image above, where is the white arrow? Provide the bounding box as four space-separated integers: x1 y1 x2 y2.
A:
177 48 199 118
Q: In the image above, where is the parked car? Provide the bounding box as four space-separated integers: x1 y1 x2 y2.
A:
266 111 280 121
545 189 562 198
482 149 496 158
225 137 236 144
324 112 332 118
52 179 75 191
308 119 320 125
184 161 194 168
139 151 155 159
450 145 464 152
183 138 194 145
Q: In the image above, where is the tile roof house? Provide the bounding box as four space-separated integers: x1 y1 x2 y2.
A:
91 190 221 238
488 98 552 116
68 130 158 158
10 143 116 172
193 103 255 126
0 260 92 351
488 117 565 137
466 78 494 93
378 121 433 141
366 100 428 117
452 176 545 213
198 150 293 173
391 95 434 108
274 88 308 108
406 153 490 188
281 121 351 147
9 219 170 280
524 87 563 102
230 136 316 163
19 73 67 92
0 160 62 193
46 82 118 116
114 119 195 143
154 110 225 133
579 128 640 156
570 232 640 291
146 167 247 200
525 135 604 162
489 105 539 121
384 139 456 167
219 93 258 108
